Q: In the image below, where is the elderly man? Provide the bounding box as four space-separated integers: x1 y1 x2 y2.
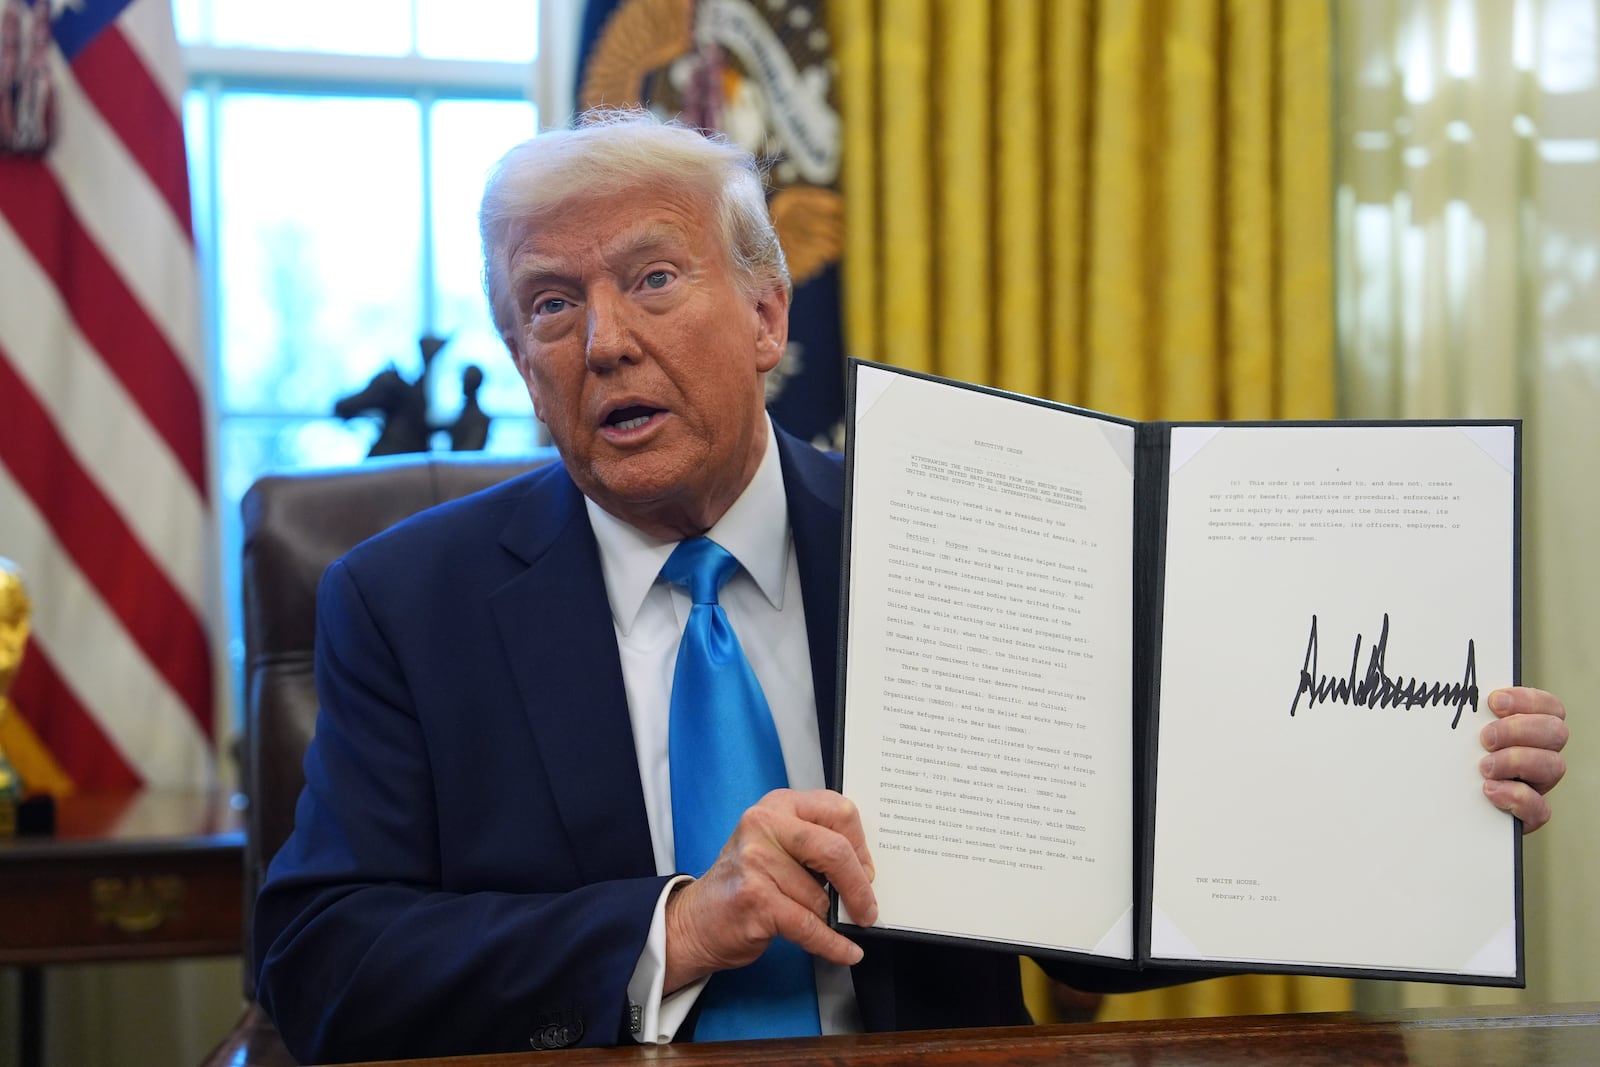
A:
253 111 1569 1064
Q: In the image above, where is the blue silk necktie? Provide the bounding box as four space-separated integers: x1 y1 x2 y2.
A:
661 537 823 1040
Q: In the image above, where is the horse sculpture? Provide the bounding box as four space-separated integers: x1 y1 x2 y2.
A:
334 366 433 456
332 336 491 456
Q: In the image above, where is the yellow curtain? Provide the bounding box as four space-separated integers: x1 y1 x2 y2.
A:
831 0 1346 1023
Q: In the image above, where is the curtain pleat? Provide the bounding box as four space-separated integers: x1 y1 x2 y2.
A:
937 2 993 384
1221 0 1275 418
877 0 935 373
1278 0 1335 418
1086 0 1154 416
994 0 1046 395
1043 2 1091 402
835 0 879 372
1161 0 1222 419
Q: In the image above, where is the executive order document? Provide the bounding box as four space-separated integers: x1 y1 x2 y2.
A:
835 361 1521 983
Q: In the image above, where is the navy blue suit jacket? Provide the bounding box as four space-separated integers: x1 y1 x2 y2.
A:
254 427 1157 1064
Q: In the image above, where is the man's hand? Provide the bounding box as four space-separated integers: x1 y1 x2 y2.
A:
1480 686 1568 833
663 789 877 995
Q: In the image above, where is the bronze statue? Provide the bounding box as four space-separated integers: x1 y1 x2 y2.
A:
448 366 491 452
334 335 492 456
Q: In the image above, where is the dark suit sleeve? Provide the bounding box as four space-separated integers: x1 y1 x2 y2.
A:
253 560 666 1064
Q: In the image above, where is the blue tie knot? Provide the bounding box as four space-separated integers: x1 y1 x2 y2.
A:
661 537 739 605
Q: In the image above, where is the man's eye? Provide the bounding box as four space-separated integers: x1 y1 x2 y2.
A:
535 297 568 315
644 271 670 290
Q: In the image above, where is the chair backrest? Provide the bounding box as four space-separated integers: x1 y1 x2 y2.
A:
237 450 557 998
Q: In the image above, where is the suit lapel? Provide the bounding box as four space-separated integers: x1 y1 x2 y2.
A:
489 465 655 884
776 428 845 790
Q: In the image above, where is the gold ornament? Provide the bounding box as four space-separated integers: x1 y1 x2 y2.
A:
0 558 28 833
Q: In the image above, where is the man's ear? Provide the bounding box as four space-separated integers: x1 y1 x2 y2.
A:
505 331 545 423
753 285 791 374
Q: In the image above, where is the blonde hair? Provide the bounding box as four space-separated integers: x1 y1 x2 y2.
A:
479 108 789 335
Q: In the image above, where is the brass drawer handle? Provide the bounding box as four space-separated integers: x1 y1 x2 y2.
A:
90 876 184 934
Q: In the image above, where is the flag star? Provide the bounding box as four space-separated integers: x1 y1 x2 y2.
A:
49 0 88 16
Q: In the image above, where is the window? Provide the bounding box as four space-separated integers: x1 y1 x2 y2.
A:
179 1 550 702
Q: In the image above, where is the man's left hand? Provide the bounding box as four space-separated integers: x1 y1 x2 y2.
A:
1479 686 1567 833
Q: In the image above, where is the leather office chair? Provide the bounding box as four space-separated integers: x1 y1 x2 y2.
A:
201 450 556 1067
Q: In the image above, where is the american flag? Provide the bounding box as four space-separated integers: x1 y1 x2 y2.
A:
0 0 216 790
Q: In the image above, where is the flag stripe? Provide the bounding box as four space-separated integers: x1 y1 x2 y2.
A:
0 213 210 617
0 460 213 787
117 0 188 108
8 643 142 792
0 353 213 743
0 161 208 496
70 24 193 234
43 44 204 384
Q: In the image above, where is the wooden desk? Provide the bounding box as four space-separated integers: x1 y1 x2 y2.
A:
0 789 245 965
323 1003 1600 1067
1 790 246 1067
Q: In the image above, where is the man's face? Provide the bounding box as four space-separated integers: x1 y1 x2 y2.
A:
502 183 788 538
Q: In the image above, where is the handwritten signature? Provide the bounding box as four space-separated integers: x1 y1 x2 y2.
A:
1289 614 1478 729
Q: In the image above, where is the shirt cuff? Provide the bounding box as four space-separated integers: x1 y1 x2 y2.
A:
627 874 707 1043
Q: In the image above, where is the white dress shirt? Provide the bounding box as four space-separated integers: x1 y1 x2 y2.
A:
584 419 860 1042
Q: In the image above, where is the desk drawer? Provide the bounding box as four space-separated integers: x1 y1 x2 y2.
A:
0 848 243 965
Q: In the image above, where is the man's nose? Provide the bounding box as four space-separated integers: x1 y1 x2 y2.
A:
584 290 640 372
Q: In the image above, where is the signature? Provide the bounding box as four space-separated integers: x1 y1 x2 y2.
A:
1289 614 1479 729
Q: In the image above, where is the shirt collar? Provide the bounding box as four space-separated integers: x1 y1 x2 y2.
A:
586 418 790 635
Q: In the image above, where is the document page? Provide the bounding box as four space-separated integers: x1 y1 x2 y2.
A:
1150 424 1518 979
839 365 1137 957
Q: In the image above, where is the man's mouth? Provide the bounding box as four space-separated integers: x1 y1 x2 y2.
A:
603 405 663 432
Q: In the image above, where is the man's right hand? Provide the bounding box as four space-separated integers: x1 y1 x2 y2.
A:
662 789 877 995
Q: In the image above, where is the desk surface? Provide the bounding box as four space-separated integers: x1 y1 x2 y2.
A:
0 788 243 856
318 1003 1600 1067
0 789 245 965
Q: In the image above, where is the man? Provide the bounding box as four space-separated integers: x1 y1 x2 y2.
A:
253 111 1570 1063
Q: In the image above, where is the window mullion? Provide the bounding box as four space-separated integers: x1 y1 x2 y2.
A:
198 76 224 417
420 91 438 339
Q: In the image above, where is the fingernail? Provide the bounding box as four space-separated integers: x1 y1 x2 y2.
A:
1479 754 1494 777
1489 689 1511 713
1480 722 1499 749
866 862 876 883
848 944 865 964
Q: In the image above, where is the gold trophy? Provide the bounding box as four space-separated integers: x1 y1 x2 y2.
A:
0 558 29 835
0 558 71 836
